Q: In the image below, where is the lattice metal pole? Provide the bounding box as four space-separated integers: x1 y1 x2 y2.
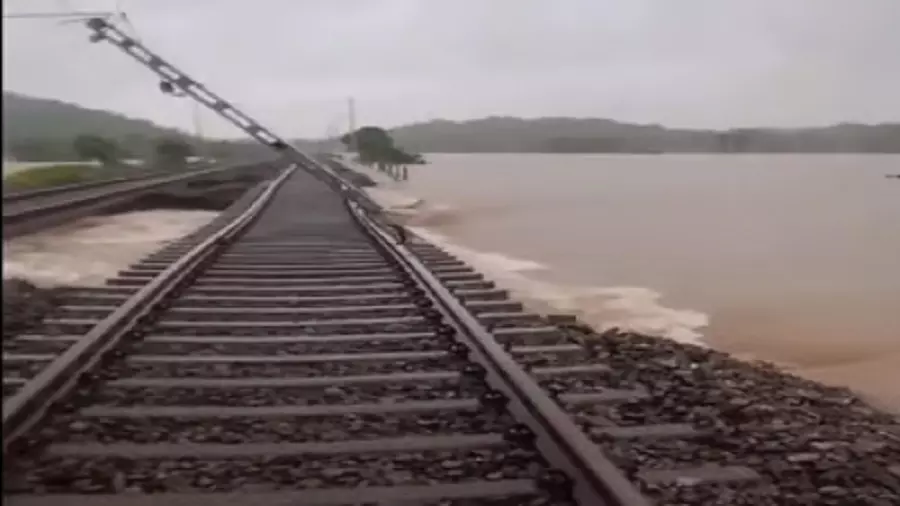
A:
84 17 317 169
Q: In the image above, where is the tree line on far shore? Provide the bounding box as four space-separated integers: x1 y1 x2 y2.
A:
71 135 197 167
5 134 198 167
384 117 900 154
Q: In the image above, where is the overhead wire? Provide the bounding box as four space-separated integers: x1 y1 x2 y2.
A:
5 1 236 147
110 1 207 150
2 11 112 19
114 0 143 42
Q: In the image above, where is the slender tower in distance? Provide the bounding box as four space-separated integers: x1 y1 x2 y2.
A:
191 101 205 162
347 97 358 158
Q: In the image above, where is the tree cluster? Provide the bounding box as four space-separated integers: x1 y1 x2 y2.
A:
340 126 425 166
5 135 197 167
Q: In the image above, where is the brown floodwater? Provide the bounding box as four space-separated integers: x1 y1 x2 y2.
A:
366 153 900 411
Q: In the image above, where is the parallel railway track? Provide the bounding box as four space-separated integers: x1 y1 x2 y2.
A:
3 165 899 506
2 162 272 239
3 176 150 204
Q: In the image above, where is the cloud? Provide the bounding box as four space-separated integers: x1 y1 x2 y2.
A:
3 0 899 138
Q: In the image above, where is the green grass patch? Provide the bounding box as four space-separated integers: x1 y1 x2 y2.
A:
3 163 118 191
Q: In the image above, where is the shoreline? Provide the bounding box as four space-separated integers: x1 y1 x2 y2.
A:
338 155 710 343
337 155 900 415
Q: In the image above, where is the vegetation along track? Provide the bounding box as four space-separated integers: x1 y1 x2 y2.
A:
3 164 899 506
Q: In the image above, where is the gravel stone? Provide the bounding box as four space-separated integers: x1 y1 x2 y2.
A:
2 279 66 339
554 325 900 505
135 337 444 356
4 360 51 379
150 305 421 322
112 357 462 378
3 338 73 354
420 498 576 506
185 286 410 297
515 351 599 370
92 379 469 406
151 320 434 336
172 294 410 309
42 410 514 444
10 447 543 494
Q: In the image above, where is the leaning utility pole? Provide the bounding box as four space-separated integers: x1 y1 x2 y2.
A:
81 16 382 209
84 17 303 166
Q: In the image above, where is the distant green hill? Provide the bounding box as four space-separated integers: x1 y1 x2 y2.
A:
7 91 898 159
3 91 186 143
2 91 271 161
387 117 900 154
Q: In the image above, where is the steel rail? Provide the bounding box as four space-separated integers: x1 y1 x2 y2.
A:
2 164 229 203
347 200 651 506
1 164 296 453
3 163 259 219
4 176 137 203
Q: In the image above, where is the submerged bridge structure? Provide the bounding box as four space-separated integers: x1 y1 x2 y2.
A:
2 16 898 506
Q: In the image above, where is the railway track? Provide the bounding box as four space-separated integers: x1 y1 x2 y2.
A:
3 176 146 204
3 164 899 506
2 161 272 239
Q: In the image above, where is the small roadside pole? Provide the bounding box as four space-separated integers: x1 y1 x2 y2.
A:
385 165 409 182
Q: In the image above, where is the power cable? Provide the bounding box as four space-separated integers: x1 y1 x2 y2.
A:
114 0 143 43
2 11 113 19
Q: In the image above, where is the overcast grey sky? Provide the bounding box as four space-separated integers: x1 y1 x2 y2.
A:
3 0 899 139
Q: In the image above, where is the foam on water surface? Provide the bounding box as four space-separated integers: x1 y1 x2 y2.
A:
411 226 709 345
3 210 218 287
364 181 710 345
